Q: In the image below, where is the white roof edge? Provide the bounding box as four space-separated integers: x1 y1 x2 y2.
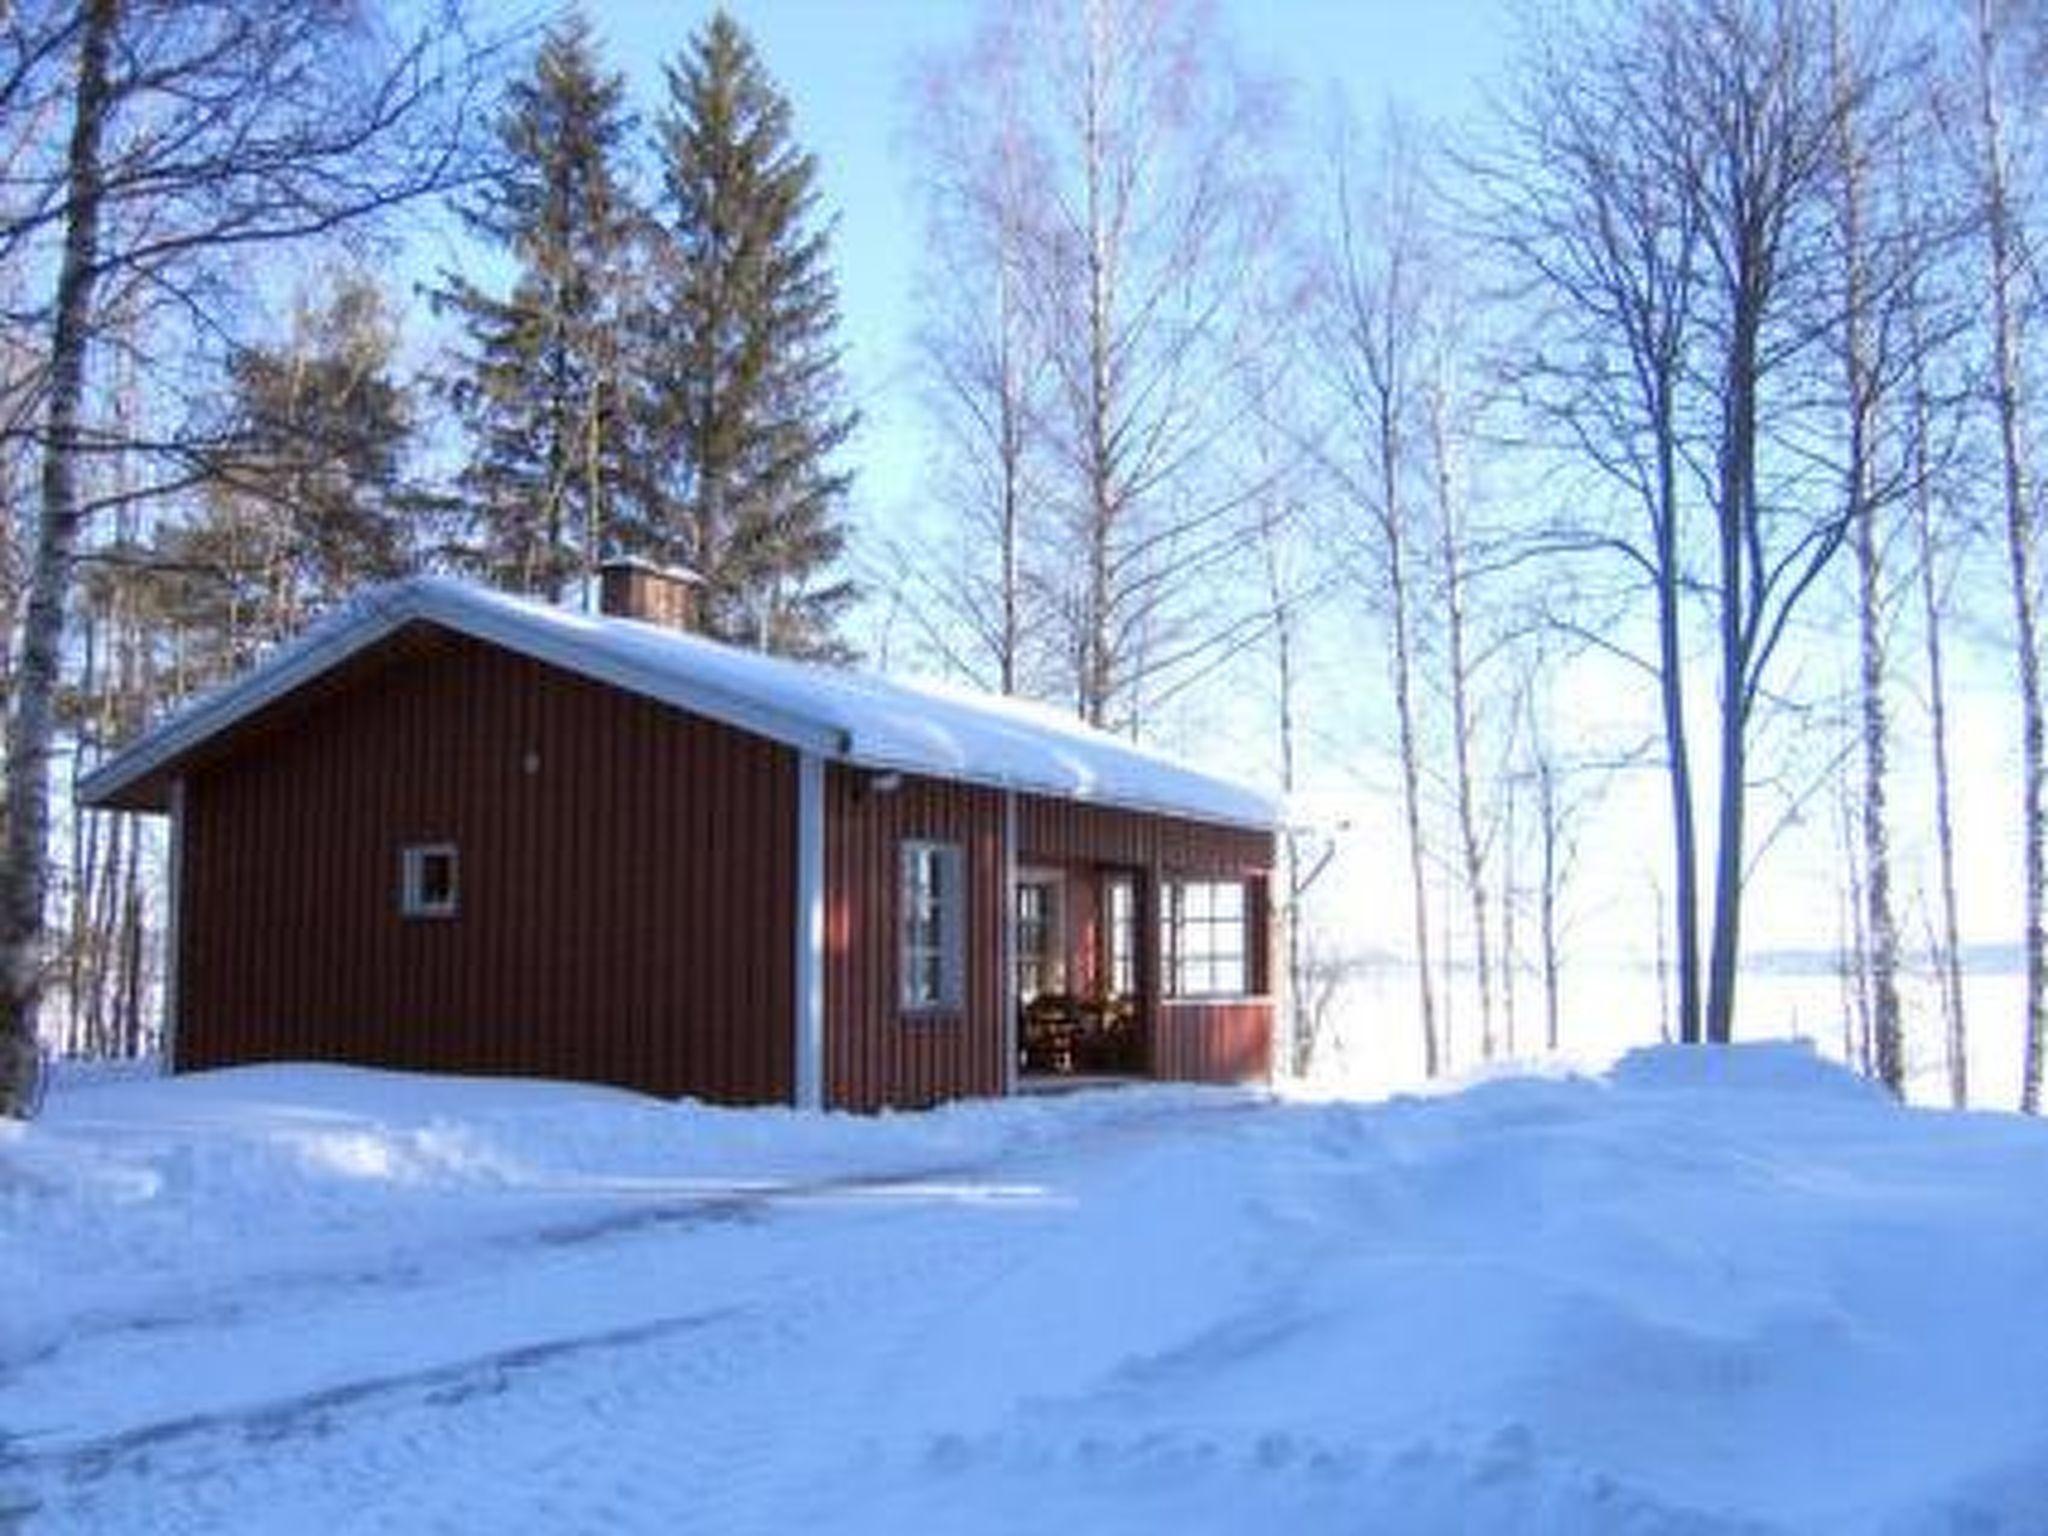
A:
80 576 1278 832
78 585 418 806
422 582 847 757
834 746 1276 834
79 579 846 806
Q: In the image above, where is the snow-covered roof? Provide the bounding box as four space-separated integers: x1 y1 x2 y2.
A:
78 575 1277 829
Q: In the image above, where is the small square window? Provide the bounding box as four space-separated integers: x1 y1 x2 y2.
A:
401 843 458 919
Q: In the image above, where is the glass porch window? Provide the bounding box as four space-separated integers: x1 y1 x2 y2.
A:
1104 875 1137 996
1015 881 1055 1002
1159 878 1247 998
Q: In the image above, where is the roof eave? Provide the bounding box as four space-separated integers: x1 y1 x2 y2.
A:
77 581 850 811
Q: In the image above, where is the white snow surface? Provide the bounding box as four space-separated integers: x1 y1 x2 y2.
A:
78 575 1276 828
6 1044 2048 1534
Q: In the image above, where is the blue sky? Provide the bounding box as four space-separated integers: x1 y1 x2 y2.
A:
454 5 2030 977
559 1 1515 530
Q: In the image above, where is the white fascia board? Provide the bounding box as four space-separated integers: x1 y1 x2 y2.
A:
78 581 849 808
426 587 848 759
77 588 422 807
831 744 1278 836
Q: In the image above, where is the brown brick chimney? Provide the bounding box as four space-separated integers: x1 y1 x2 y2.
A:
597 558 704 632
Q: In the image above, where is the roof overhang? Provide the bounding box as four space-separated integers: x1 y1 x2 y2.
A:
79 577 1278 833
77 581 848 812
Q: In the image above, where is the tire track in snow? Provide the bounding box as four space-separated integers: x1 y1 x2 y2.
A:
0 1306 742 1483
4 1093 1278 1533
6 1092 1265 1382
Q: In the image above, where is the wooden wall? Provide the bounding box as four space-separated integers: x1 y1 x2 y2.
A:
823 766 1008 1110
176 628 797 1104
167 621 1272 1109
818 777 1277 1106
1020 795 1275 1087
1016 797 1272 874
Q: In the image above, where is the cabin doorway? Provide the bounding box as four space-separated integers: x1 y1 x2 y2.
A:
1016 866 1145 1083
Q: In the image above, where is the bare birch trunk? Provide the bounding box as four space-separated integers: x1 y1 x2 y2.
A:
1912 333 1968 1107
1430 381 1493 1060
1654 878 1672 1045
1078 0 1115 729
1387 452 1439 1077
1833 0 1904 1095
1973 0 2046 1112
1502 779 1519 1058
1255 476 1311 1074
1539 758 1564 1053
0 0 119 1117
1840 782 1874 1075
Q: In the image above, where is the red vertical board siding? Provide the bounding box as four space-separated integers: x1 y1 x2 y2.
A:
823 766 1007 1111
174 630 797 1104
1015 792 1276 1087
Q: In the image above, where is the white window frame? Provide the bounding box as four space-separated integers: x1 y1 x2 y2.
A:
1160 877 1248 999
1014 868 1066 1003
400 842 460 919
1103 873 1138 997
901 839 966 1013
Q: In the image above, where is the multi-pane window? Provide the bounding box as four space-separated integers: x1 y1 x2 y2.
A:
400 843 459 919
1015 880 1058 1002
1159 879 1246 998
1103 875 1137 997
902 840 965 1011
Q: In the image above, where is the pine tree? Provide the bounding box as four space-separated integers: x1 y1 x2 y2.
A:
162 271 423 675
642 11 855 656
437 12 640 603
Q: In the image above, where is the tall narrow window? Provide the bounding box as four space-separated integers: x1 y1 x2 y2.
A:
902 840 965 1012
400 843 459 919
1103 875 1137 997
1015 879 1059 1002
1159 878 1246 998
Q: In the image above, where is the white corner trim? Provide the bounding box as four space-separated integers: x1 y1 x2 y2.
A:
1002 790 1019 1096
793 752 826 1111
163 777 186 1073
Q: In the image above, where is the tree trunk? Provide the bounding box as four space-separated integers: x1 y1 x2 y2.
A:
1258 491 1310 1075
1539 757 1563 1054
1974 0 2045 1112
1501 778 1519 1058
1912 334 1968 1108
0 0 119 1118
1079 2 1115 729
1653 419 1704 1046
1386 452 1438 1077
1705 273 1766 1047
1431 382 1493 1059
1834 2 1903 1095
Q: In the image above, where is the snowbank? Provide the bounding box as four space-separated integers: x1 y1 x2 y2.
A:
5 1044 2047 1534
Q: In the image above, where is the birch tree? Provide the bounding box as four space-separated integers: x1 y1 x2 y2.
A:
906 19 1051 695
1965 0 2047 1110
0 0 480 1118
1015 0 1284 729
1317 115 1442 1076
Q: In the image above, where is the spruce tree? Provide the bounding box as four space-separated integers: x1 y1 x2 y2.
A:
643 11 856 656
437 12 640 602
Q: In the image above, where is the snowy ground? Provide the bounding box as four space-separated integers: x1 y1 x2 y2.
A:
5 1046 2048 1535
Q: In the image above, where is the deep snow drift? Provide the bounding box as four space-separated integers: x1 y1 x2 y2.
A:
4 1045 2048 1534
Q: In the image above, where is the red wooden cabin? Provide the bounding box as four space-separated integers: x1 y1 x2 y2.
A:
80 566 1277 1111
